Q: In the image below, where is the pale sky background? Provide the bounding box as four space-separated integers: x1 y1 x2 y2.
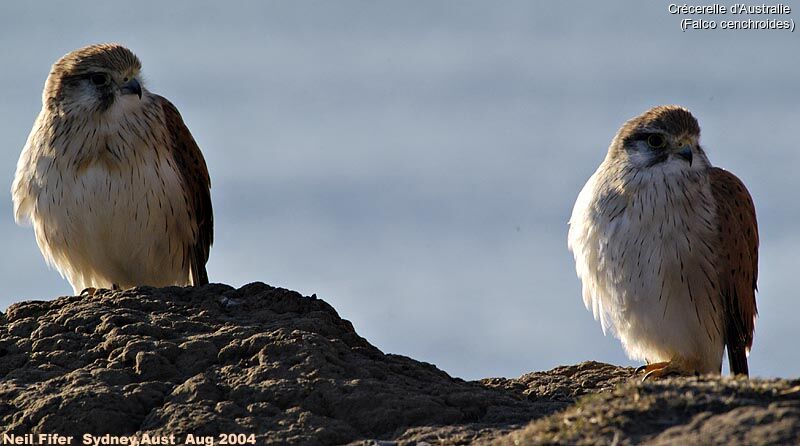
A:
1 2 797 380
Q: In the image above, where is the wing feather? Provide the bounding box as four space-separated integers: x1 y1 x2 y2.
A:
709 167 758 376
157 95 213 285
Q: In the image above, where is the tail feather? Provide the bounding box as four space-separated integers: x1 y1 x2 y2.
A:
190 249 209 286
727 344 749 377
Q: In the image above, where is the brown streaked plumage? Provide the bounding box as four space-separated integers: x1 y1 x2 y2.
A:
568 105 758 378
709 168 758 376
12 43 213 293
159 96 213 285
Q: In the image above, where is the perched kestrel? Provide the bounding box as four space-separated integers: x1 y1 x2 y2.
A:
568 105 758 378
12 43 213 294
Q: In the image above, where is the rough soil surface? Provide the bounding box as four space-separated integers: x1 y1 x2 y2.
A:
0 283 797 445
495 376 800 446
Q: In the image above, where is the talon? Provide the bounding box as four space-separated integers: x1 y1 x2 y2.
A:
643 369 665 382
80 287 97 297
638 361 691 382
634 361 669 378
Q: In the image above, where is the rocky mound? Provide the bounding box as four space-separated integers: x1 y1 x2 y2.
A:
0 283 797 445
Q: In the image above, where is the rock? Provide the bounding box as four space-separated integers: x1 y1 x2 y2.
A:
0 282 797 445
495 377 800 446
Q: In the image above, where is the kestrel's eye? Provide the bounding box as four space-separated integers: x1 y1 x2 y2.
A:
647 134 667 149
90 73 109 87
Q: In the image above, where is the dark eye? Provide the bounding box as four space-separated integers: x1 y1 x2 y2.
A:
647 134 667 149
90 73 109 86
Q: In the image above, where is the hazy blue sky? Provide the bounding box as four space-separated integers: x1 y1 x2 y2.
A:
1 1 797 380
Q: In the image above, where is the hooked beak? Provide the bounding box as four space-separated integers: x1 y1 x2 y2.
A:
676 145 693 166
120 78 142 99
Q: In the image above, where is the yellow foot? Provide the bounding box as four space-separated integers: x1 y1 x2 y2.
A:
634 361 691 382
80 286 120 297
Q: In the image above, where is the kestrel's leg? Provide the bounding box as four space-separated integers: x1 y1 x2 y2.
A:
80 284 119 297
634 361 693 382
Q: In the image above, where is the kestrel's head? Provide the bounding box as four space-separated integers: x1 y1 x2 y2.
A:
43 43 144 113
607 105 709 171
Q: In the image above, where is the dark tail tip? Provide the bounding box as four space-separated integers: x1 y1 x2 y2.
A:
191 258 209 286
728 345 750 377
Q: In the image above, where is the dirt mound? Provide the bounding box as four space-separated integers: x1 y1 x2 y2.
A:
0 283 796 445
495 375 800 445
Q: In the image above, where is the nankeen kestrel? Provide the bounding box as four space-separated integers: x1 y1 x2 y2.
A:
568 105 758 378
12 43 213 294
